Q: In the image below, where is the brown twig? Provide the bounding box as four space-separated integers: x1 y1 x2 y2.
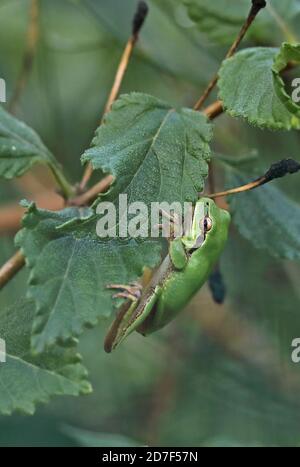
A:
210 178 263 199
70 174 114 207
194 0 267 111
79 1 149 192
8 0 40 113
103 39 137 117
0 251 26 290
203 100 224 119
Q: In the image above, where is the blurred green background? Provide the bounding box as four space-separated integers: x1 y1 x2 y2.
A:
0 0 300 447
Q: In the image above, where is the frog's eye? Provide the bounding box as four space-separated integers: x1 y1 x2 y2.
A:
204 217 213 232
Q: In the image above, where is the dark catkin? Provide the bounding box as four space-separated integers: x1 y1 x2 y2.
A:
263 159 300 183
132 1 149 37
208 269 226 305
251 0 267 15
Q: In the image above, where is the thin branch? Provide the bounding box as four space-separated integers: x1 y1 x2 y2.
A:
79 1 149 191
103 40 136 117
209 158 300 198
70 174 114 207
203 100 224 119
194 0 267 111
8 0 40 113
104 1 148 116
0 251 25 290
210 178 263 199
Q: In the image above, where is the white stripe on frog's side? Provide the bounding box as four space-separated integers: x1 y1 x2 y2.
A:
0 338 6 363
0 78 6 103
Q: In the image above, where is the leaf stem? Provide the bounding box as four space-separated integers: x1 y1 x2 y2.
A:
194 0 267 111
79 1 149 192
48 162 75 199
70 174 114 206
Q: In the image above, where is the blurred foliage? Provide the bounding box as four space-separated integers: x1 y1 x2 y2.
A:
0 0 300 447
184 0 300 44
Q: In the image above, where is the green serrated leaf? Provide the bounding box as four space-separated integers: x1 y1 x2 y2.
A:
0 105 54 178
82 93 212 205
15 204 161 353
0 299 91 416
227 169 300 261
0 106 73 197
183 0 300 44
218 46 300 130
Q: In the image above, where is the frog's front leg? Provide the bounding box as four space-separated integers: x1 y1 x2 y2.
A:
169 237 188 270
158 209 188 271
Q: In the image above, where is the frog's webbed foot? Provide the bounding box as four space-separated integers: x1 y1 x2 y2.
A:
106 283 142 302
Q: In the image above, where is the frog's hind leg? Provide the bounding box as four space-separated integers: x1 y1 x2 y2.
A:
106 283 142 301
104 299 137 353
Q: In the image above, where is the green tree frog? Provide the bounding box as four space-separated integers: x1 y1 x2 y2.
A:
104 198 231 352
